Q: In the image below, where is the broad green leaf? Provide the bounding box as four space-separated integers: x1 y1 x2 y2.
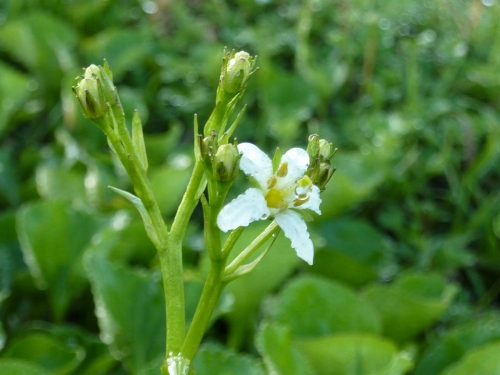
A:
223 221 300 349
0 12 77 82
439 340 500 375
0 149 20 205
16 201 104 321
40 324 117 375
414 313 500 375
0 359 51 375
363 273 458 343
0 61 30 137
192 343 265 375
2 332 84 375
35 162 87 206
311 218 395 286
295 334 413 375
275 276 381 338
256 322 316 375
84 254 165 374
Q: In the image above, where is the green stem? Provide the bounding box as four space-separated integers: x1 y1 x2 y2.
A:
164 160 206 355
225 221 279 275
181 259 226 361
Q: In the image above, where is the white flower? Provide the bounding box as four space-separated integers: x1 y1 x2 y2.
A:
217 143 321 264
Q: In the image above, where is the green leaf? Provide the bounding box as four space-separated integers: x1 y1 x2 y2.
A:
2 332 84 375
0 359 51 375
35 162 87 206
0 62 30 137
439 340 500 375
363 273 458 343
256 322 316 375
414 313 500 375
192 343 265 375
311 218 395 287
295 334 413 375
45 324 117 375
0 149 20 205
84 253 165 375
275 276 381 338
0 12 77 82
16 201 104 321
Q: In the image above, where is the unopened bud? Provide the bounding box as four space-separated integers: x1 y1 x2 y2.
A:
72 65 108 120
214 144 241 182
221 51 253 94
319 139 335 162
315 163 336 192
72 62 122 127
307 134 320 160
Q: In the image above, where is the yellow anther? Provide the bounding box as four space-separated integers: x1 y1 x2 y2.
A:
276 162 288 177
267 176 277 189
293 196 310 207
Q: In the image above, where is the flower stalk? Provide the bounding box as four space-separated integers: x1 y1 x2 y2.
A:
73 49 335 375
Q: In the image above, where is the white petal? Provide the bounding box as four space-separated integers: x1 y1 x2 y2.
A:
278 148 310 188
297 185 322 214
274 209 314 265
217 188 271 232
238 143 273 189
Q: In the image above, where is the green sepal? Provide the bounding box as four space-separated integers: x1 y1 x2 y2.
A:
132 109 148 171
220 105 246 144
108 186 159 248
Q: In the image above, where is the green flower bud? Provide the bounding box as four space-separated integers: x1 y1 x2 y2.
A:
201 130 219 160
72 61 123 129
315 162 336 192
72 65 108 120
319 139 335 162
221 51 254 94
307 134 320 160
213 143 241 182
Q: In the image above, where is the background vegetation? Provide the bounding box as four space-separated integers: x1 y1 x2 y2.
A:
1 0 500 374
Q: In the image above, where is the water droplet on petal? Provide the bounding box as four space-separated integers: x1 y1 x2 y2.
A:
261 214 269 220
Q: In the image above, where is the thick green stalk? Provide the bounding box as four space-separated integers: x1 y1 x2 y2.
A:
181 259 226 361
165 160 206 355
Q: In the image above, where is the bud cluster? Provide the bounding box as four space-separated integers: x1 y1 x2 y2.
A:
306 134 337 192
198 131 241 183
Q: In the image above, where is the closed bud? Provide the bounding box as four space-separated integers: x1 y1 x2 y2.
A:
72 65 108 120
214 143 241 182
201 130 219 159
72 62 122 127
319 139 336 162
316 163 336 192
307 134 320 160
221 51 254 94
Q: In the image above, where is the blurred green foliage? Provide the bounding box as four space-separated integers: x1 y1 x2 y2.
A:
0 0 500 374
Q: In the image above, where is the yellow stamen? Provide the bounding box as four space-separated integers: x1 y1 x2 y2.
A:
267 176 277 189
276 162 288 177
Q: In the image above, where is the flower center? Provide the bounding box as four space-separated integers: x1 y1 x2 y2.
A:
265 188 287 209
